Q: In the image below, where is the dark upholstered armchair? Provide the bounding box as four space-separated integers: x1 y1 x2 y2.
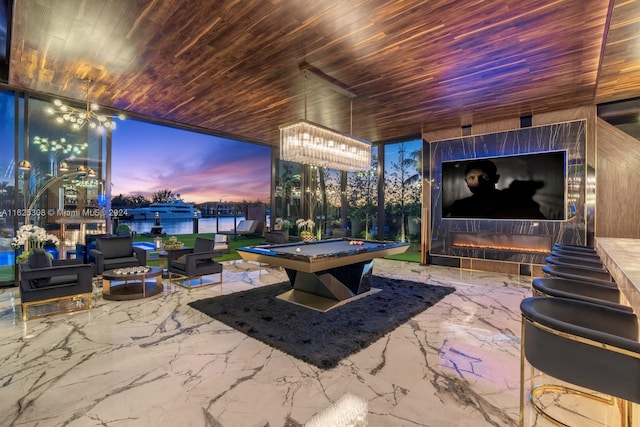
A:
19 248 94 321
264 230 289 244
90 235 146 275
167 237 222 288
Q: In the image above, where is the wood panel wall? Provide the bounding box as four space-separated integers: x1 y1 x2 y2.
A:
596 118 640 237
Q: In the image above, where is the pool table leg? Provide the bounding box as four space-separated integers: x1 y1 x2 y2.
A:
285 260 374 301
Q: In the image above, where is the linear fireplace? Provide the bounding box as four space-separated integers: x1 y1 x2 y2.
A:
450 232 552 254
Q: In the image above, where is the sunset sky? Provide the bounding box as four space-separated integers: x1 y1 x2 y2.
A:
111 119 271 204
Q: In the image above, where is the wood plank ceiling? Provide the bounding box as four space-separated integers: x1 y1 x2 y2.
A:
7 0 640 147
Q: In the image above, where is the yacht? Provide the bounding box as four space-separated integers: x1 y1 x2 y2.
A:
128 196 202 220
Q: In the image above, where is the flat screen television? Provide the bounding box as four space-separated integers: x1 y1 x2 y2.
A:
441 151 567 220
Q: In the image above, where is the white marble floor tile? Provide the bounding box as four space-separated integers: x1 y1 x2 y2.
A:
0 258 626 426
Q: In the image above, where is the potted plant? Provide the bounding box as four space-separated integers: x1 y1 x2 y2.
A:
162 235 184 250
115 224 131 236
296 218 316 242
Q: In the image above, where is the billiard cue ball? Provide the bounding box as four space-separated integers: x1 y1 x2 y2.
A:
295 247 301 252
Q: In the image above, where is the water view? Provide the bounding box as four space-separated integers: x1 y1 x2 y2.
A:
120 217 247 235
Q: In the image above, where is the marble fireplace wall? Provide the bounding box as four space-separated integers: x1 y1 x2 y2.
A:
429 120 589 264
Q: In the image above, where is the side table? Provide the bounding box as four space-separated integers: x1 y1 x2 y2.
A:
102 266 163 301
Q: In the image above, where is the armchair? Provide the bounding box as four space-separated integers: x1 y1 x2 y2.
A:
218 220 259 239
214 234 229 253
72 233 110 263
19 248 94 320
167 237 223 288
90 235 146 275
264 230 288 244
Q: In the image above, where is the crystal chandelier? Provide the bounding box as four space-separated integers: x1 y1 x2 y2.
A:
46 78 124 132
280 120 371 172
280 66 371 172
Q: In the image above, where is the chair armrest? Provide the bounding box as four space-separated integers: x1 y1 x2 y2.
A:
185 251 222 261
184 251 222 270
133 247 147 264
53 258 83 267
90 248 104 273
166 248 193 263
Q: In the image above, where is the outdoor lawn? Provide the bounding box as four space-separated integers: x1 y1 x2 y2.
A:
0 233 420 285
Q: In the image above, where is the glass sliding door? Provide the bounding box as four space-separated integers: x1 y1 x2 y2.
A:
274 161 302 238
0 89 15 286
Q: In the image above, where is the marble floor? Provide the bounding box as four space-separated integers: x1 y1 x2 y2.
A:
0 259 629 426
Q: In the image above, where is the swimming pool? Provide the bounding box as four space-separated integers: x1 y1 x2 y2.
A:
0 251 14 265
132 242 156 251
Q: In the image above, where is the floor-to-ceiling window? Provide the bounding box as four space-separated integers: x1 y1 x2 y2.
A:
0 89 15 285
274 160 301 237
1 89 272 287
274 139 423 261
346 147 379 239
110 118 271 236
383 139 422 253
22 96 107 257
274 162 342 240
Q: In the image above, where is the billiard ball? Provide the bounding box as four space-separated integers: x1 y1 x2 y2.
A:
295 247 301 252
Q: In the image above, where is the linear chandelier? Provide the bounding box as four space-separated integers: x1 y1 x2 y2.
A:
280 120 371 172
45 78 124 132
280 66 371 172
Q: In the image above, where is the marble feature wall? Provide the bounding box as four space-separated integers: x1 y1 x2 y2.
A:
429 120 588 264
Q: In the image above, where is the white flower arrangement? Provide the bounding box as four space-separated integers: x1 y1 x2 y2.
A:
10 224 60 250
296 218 315 235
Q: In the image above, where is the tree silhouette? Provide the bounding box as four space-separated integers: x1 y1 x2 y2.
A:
275 162 301 224
152 189 174 203
111 193 150 208
385 142 422 242
347 157 378 238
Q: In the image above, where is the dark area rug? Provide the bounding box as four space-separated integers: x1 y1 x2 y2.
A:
188 276 455 369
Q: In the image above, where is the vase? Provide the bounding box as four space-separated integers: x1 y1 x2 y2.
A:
301 234 315 243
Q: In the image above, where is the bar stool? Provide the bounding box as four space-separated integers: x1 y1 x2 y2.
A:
542 264 613 283
546 251 604 264
553 243 597 253
531 277 630 311
519 297 640 427
551 248 602 260
544 255 607 270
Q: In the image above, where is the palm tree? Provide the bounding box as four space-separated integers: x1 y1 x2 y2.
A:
152 189 174 203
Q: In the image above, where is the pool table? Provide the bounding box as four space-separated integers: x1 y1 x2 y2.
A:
237 238 410 311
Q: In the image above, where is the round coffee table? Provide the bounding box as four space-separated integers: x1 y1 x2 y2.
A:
102 266 164 301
